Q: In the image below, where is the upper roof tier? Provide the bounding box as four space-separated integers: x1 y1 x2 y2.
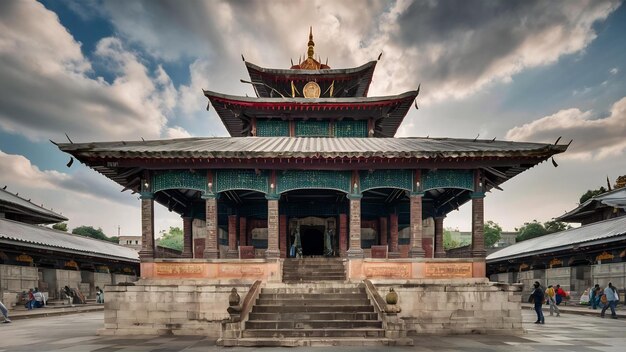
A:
204 90 418 137
245 28 376 98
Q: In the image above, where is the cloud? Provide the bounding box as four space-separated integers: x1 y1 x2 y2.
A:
505 96 626 160
0 0 180 143
610 67 619 75
164 126 192 139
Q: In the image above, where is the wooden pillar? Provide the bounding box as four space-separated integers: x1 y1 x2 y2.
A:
181 216 193 258
471 170 486 258
138 194 155 260
408 194 425 257
347 195 364 258
339 213 348 256
239 217 247 247
379 217 388 246
265 198 280 258
389 214 399 258
226 215 238 258
203 195 219 259
279 215 288 258
434 216 446 258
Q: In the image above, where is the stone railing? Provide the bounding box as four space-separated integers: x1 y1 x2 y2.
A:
219 280 263 343
363 279 410 342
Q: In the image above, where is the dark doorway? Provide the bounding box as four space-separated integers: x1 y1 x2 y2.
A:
300 225 325 256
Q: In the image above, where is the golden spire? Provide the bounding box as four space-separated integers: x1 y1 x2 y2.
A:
307 26 315 59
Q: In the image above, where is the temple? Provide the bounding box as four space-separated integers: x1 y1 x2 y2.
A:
57 30 568 344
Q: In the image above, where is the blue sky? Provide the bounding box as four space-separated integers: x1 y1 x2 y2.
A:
1 0 625 236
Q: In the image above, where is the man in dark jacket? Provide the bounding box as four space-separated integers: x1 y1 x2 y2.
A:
530 281 545 324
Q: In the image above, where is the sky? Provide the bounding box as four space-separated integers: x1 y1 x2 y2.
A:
1 0 625 236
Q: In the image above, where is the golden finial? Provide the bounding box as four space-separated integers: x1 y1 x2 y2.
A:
307 26 315 59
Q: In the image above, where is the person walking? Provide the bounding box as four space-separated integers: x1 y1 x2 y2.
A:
545 285 560 317
96 286 104 304
0 300 11 323
590 284 601 309
601 282 618 319
530 281 545 324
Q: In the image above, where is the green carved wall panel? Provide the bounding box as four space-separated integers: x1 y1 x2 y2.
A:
152 170 207 193
277 170 351 194
257 119 289 137
215 169 269 194
334 120 368 137
422 169 474 191
295 120 330 137
360 169 413 192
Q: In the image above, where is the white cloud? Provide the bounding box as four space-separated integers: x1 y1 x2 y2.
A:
164 126 192 139
0 0 180 143
610 67 619 75
0 149 179 236
505 96 626 160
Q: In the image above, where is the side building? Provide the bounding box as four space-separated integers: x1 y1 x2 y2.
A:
0 188 139 308
487 187 626 300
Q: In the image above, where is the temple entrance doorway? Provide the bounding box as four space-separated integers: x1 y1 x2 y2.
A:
300 225 325 256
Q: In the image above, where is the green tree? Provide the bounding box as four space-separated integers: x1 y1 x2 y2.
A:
484 220 502 248
443 229 461 250
158 227 183 251
52 222 68 232
72 226 112 241
544 220 571 234
515 221 547 242
579 186 607 204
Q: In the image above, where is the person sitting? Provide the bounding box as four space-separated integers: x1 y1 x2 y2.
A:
33 287 46 308
63 286 74 307
25 288 35 310
95 286 104 304
555 284 567 305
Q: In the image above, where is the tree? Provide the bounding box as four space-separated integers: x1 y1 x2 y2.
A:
544 220 571 234
158 227 183 251
515 220 547 242
71 226 117 242
52 222 68 232
579 186 607 204
484 220 502 248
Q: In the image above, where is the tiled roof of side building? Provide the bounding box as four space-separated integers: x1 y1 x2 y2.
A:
0 218 139 262
0 188 68 224
486 215 626 262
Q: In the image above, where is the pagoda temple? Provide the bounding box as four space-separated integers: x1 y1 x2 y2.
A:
57 30 568 342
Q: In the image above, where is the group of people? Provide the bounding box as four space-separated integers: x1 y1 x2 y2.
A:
25 288 46 310
588 283 620 319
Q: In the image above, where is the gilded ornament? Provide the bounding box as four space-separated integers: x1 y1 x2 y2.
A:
303 81 321 98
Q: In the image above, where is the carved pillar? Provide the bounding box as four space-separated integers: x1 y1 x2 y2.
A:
347 195 364 258
279 215 287 258
181 216 193 258
265 198 280 258
434 216 446 258
339 213 348 257
138 194 155 260
408 194 425 257
239 217 247 247
203 195 219 259
471 169 486 258
379 216 388 246
226 214 238 258
389 214 399 258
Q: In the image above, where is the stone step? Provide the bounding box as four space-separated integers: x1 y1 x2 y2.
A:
255 298 371 306
220 337 403 347
258 293 365 300
261 286 364 294
252 305 375 313
249 312 379 321
281 276 346 281
242 328 385 338
284 258 345 262
246 320 383 330
282 269 345 273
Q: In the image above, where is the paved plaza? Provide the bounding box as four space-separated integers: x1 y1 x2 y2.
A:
0 310 625 352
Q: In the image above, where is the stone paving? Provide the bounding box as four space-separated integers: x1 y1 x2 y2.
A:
1 310 625 351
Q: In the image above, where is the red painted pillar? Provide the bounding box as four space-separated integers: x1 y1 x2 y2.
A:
239 217 247 247
139 195 155 260
181 216 193 258
279 215 287 258
347 196 364 258
389 214 399 258
379 217 388 246
226 215 238 258
339 213 347 257
434 216 446 258
265 199 280 258
408 194 425 258
203 195 219 259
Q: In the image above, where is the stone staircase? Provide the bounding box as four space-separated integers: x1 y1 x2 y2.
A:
282 257 346 283
237 282 392 346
